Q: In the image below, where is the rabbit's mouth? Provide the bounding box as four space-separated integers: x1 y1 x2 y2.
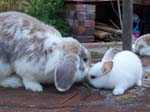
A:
75 69 88 82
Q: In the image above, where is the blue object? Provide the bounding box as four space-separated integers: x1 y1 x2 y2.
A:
133 13 140 38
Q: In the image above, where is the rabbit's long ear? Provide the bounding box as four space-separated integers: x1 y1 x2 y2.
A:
101 61 113 74
54 54 79 92
101 48 120 74
102 48 120 62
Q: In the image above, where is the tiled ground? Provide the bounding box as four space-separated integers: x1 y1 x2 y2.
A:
0 43 150 112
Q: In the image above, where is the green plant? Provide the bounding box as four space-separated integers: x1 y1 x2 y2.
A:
20 0 70 37
0 0 21 12
0 1 8 11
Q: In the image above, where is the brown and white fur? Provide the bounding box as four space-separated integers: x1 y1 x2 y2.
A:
134 34 150 56
0 11 91 92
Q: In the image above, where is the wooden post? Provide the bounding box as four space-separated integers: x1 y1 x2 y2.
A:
122 0 133 50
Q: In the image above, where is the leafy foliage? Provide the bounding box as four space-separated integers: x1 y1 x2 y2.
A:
20 0 70 37
0 0 21 12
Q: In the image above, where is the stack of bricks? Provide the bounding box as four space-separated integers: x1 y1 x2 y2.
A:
65 0 96 43
144 0 150 4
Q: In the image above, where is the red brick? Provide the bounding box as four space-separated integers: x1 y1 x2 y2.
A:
85 20 95 27
86 5 95 12
74 20 95 28
73 19 78 27
76 12 86 19
78 26 85 34
78 20 85 26
85 28 95 35
76 5 87 11
72 26 85 34
86 12 96 20
144 0 150 4
72 26 78 33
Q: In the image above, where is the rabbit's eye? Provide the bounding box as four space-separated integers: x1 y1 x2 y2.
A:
83 58 88 62
90 75 96 79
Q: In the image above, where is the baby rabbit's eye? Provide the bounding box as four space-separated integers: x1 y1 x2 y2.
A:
83 57 88 62
90 75 96 79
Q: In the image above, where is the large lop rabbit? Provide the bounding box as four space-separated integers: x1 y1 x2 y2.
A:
0 11 91 92
88 48 143 95
134 34 150 56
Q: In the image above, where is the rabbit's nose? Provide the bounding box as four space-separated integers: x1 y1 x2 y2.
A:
79 65 85 71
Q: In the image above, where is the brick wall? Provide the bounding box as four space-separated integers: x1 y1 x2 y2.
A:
144 0 150 4
65 1 96 43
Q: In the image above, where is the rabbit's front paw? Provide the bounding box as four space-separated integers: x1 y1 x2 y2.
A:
113 87 125 95
23 79 43 92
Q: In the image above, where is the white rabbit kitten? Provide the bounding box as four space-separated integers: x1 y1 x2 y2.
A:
88 48 143 95
0 11 91 92
134 34 150 56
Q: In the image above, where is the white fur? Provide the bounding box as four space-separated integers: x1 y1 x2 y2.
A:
0 76 23 88
23 79 43 92
76 66 88 82
43 33 62 50
43 34 63 75
45 49 61 75
0 60 12 80
14 56 54 82
88 50 143 95
139 47 150 56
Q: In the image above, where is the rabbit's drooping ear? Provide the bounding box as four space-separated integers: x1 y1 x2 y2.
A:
101 61 113 74
102 48 121 62
54 54 79 92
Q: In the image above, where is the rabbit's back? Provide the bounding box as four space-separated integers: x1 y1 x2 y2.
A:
0 11 62 40
0 11 63 78
0 11 62 61
112 51 143 82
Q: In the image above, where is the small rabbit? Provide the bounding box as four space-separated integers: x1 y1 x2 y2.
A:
134 34 150 56
88 48 143 95
0 11 91 92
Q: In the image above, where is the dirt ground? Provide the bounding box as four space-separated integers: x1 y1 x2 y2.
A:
0 43 150 112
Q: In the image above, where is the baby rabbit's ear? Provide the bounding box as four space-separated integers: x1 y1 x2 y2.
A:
54 54 79 92
101 48 119 74
101 61 113 74
102 48 120 62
